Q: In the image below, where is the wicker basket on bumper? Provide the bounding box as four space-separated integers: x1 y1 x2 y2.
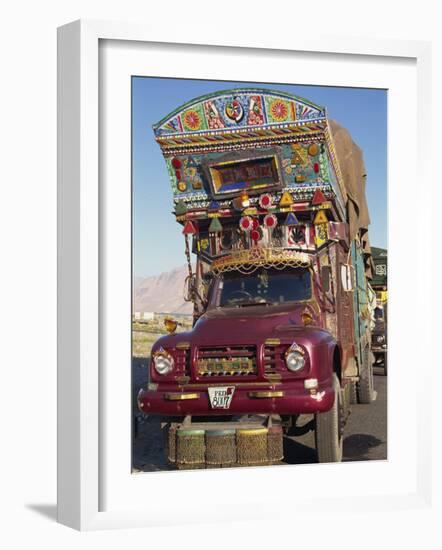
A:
176 428 205 469
236 427 268 465
267 425 284 463
205 429 236 467
167 424 177 464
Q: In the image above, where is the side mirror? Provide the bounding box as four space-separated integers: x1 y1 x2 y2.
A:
321 265 332 293
183 274 196 302
341 264 354 292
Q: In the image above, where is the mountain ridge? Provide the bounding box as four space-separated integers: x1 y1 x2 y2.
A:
133 264 193 315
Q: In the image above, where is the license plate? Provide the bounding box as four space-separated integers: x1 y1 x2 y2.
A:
208 386 235 409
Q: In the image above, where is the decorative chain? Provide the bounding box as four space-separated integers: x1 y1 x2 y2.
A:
184 234 193 279
210 247 311 276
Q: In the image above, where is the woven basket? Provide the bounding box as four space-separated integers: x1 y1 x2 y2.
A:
167 425 177 464
176 428 206 468
267 425 284 463
205 429 236 467
236 428 268 465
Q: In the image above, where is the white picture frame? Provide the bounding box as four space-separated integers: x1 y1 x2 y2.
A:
57 19 433 531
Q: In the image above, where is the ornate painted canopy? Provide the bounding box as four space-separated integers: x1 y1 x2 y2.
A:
153 88 326 139
151 88 350 233
147 88 373 265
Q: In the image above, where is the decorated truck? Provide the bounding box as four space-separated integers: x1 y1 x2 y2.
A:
137 89 375 466
371 247 388 375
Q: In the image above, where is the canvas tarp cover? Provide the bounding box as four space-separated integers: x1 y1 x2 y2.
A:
329 120 374 278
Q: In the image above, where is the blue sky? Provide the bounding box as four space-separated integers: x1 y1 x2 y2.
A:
132 77 387 277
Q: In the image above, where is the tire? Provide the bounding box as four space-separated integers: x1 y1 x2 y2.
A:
315 374 343 463
349 381 358 404
383 354 388 376
358 346 374 404
341 384 350 414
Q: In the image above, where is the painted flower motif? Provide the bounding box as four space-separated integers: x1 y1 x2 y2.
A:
204 101 225 129
225 99 244 123
270 99 289 122
247 96 265 125
183 109 202 130
248 111 264 125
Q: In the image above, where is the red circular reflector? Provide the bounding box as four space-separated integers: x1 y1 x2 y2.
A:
251 229 261 242
240 216 252 231
259 193 272 209
264 214 277 228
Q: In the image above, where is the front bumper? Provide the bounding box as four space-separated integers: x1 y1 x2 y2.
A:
137 380 335 416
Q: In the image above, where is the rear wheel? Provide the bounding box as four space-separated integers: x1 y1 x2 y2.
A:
349 381 358 404
358 346 374 403
341 383 352 415
315 374 343 463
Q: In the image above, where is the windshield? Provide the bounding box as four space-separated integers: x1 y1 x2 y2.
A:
213 267 312 308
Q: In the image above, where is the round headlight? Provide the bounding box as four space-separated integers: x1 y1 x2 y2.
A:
153 351 174 375
285 350 305 372
376 335 385 344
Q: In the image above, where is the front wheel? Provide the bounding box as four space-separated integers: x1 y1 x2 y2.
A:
315 374 343 463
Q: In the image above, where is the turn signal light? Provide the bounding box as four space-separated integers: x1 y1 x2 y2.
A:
240 191 250 208
164 317 178 333
304 378 318 390
301 312 313 325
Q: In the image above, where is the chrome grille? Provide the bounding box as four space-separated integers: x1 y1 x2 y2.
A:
263 344 289 375
197 346 257 377
174 348 191 376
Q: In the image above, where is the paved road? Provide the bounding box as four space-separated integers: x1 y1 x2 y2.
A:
283 365 387 464
132 360 387 471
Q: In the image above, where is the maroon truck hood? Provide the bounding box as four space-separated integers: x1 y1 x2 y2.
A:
195 305 301 344
153 303 331 351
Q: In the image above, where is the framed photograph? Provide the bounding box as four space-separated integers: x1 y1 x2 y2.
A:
57 20 432 531
131 79 387 472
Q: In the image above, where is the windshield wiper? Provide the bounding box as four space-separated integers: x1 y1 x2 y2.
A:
228 298 275 307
